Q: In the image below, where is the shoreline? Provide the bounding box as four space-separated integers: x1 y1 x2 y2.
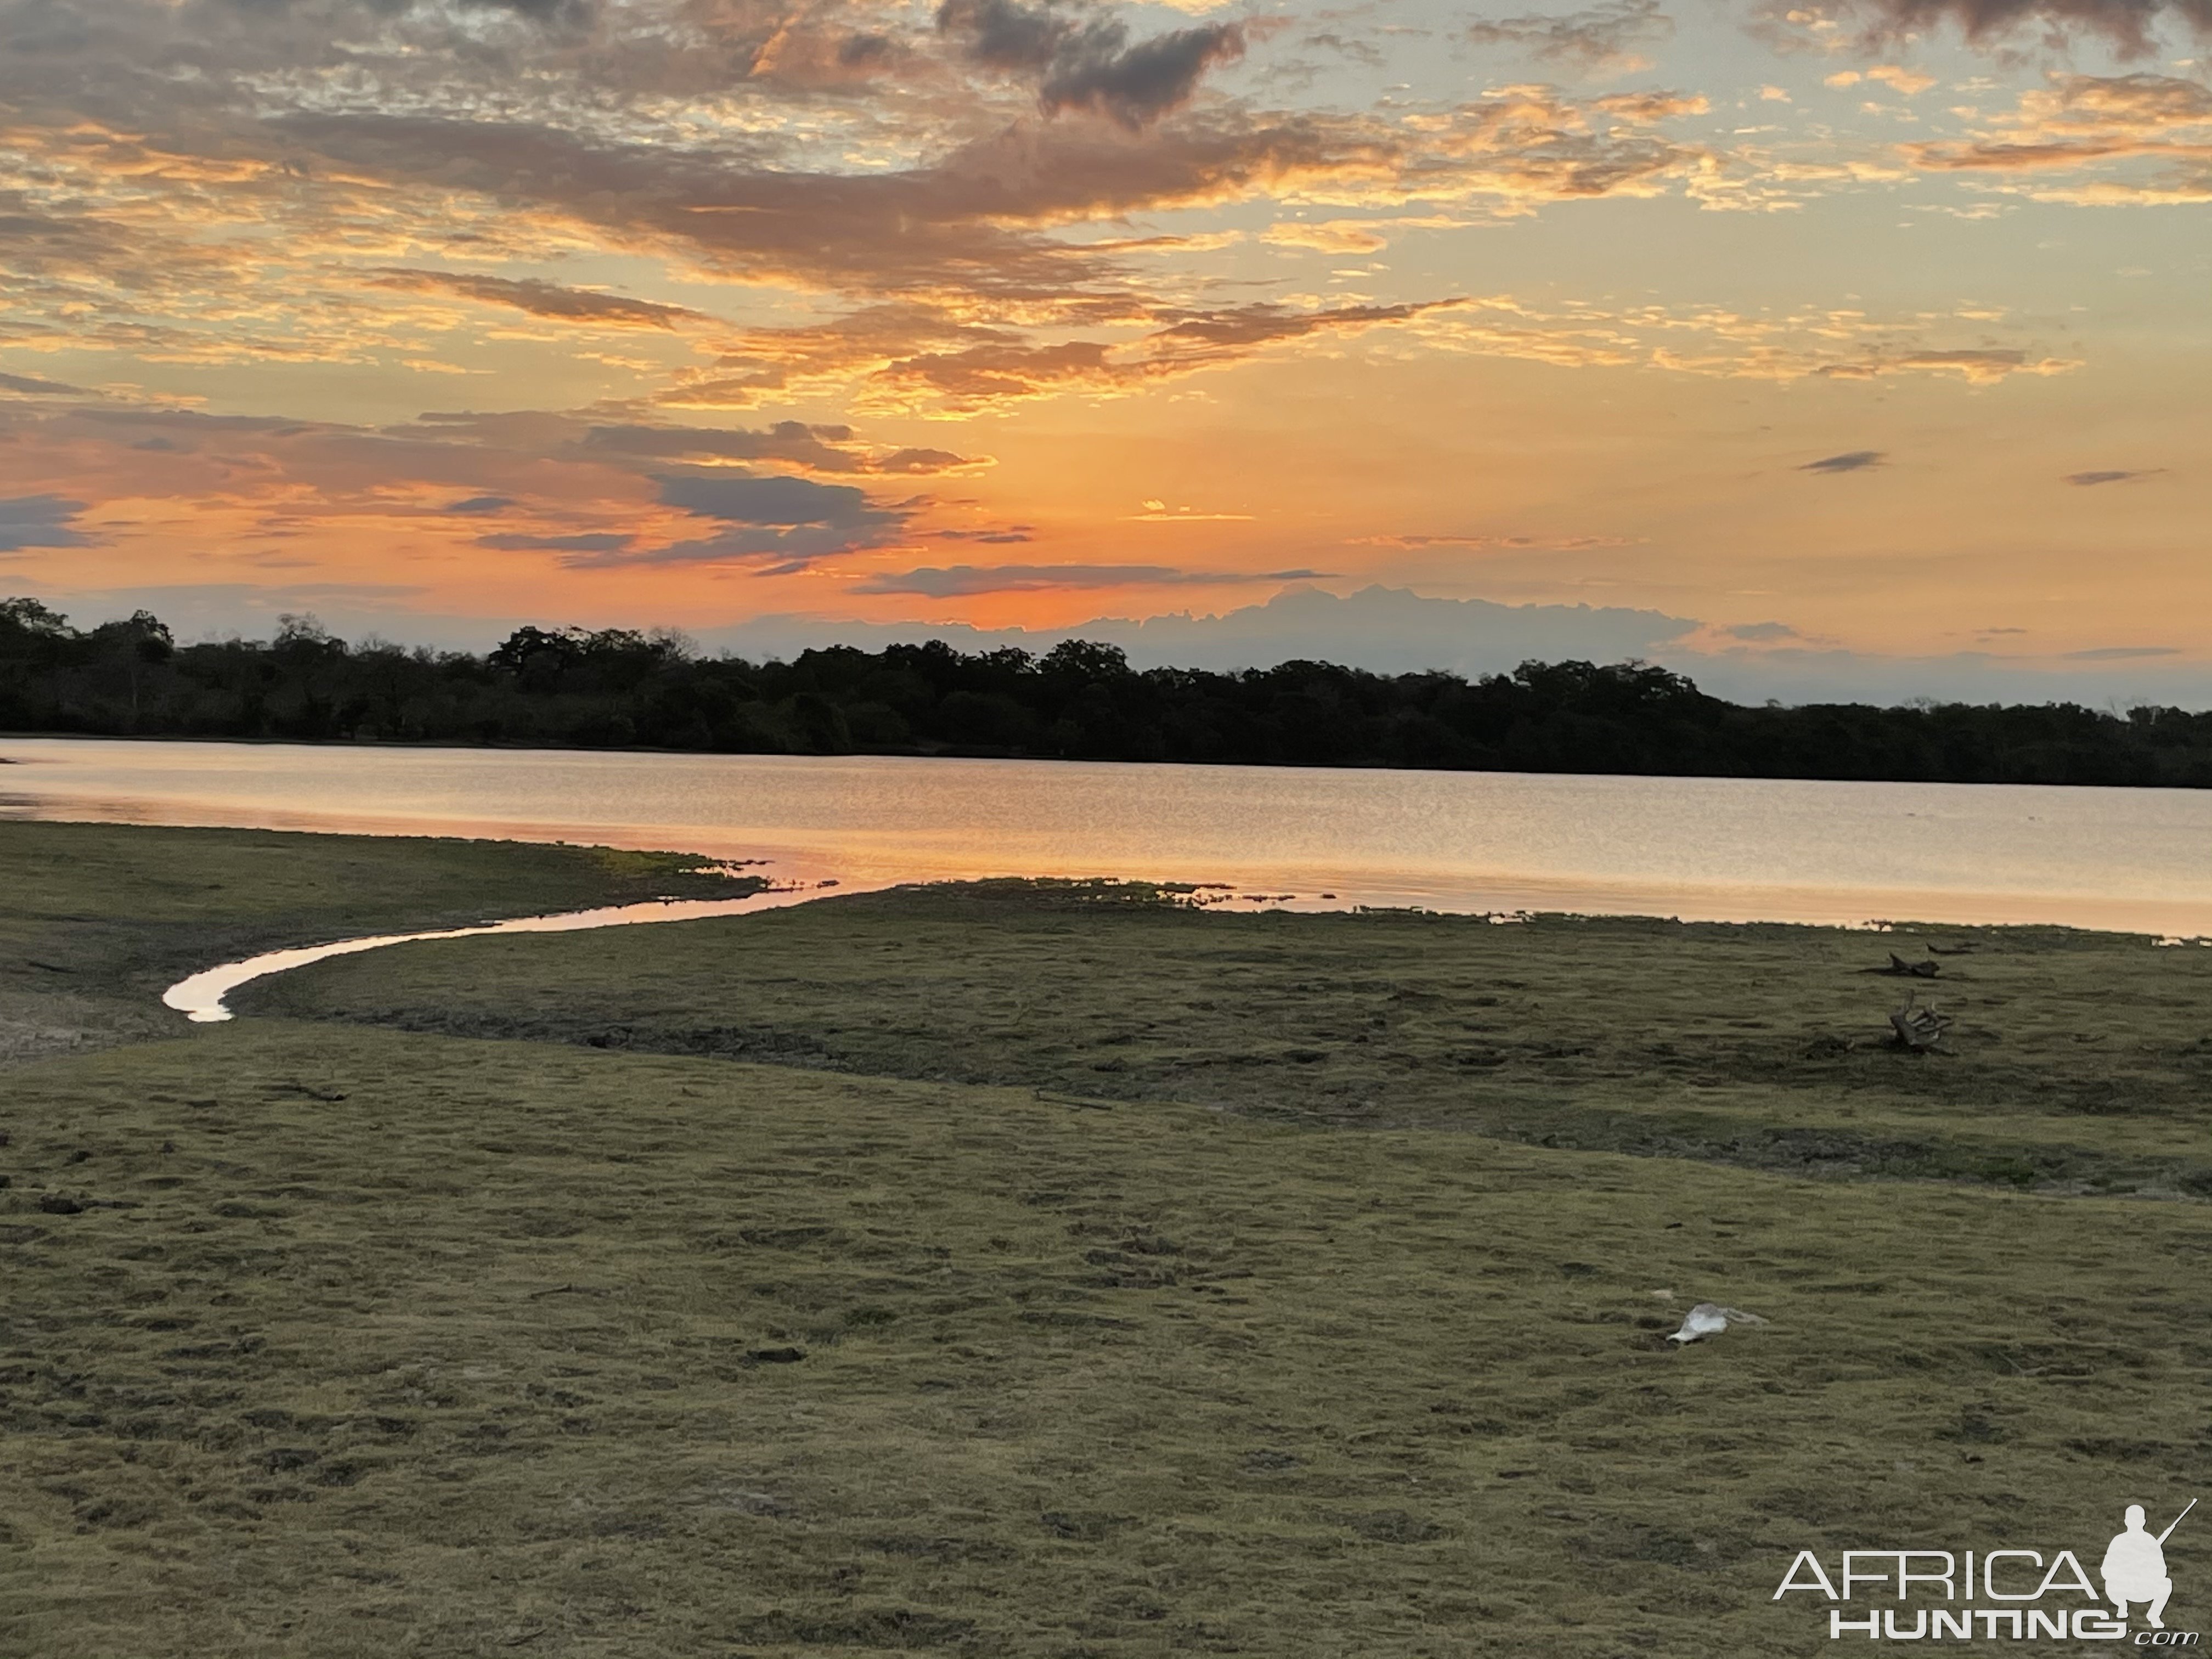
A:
3 802 2203 943
162 878 2207 1039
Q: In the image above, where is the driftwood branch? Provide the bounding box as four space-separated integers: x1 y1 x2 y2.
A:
1889 991 1954 1052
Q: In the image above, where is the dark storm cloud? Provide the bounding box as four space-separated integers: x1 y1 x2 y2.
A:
936 0 1246 129
656 471 896 529
1827 0 2210 55
444 494 514 513
2065 468 2162 484
1798 450 1885 473
937 0 1075 69
1040 22 1247 129
545 469 918 569
619 471 920 575
0 494 93 551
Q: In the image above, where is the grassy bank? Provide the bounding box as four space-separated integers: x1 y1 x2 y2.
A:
3 824 2208 1657
244 880 2212 1196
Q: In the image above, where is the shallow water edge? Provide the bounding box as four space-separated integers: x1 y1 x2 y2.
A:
160 887 850 1023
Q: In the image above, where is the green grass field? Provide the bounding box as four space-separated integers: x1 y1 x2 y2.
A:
245 880 2212 1195
3 822 2208 1657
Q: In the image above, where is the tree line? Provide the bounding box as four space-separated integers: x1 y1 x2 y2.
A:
5 595 2211 787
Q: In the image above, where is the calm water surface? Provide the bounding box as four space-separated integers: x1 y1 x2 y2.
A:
5 737 2210 934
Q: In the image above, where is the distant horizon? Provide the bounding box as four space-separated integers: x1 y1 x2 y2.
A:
19 582 2212 713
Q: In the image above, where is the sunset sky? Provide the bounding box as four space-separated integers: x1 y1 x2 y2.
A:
1 0 2207 700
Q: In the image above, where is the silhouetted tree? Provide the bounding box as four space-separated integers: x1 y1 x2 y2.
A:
7 593 2212 787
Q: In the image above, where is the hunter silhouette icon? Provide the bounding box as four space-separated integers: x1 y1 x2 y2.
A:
2104 1499 2194 1629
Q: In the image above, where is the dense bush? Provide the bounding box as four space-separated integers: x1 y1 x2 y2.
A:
6 595 2210 786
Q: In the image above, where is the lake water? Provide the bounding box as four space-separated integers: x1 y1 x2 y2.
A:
5 736 2211 935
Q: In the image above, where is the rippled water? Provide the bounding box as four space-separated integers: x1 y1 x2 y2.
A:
5 736 2210 934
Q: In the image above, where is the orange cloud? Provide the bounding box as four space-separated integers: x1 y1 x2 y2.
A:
1904 74 2212 199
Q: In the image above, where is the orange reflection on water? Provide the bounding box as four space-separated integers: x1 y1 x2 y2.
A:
9 738 2212 935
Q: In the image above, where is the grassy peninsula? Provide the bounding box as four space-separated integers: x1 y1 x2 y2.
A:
3 822 2208 1658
